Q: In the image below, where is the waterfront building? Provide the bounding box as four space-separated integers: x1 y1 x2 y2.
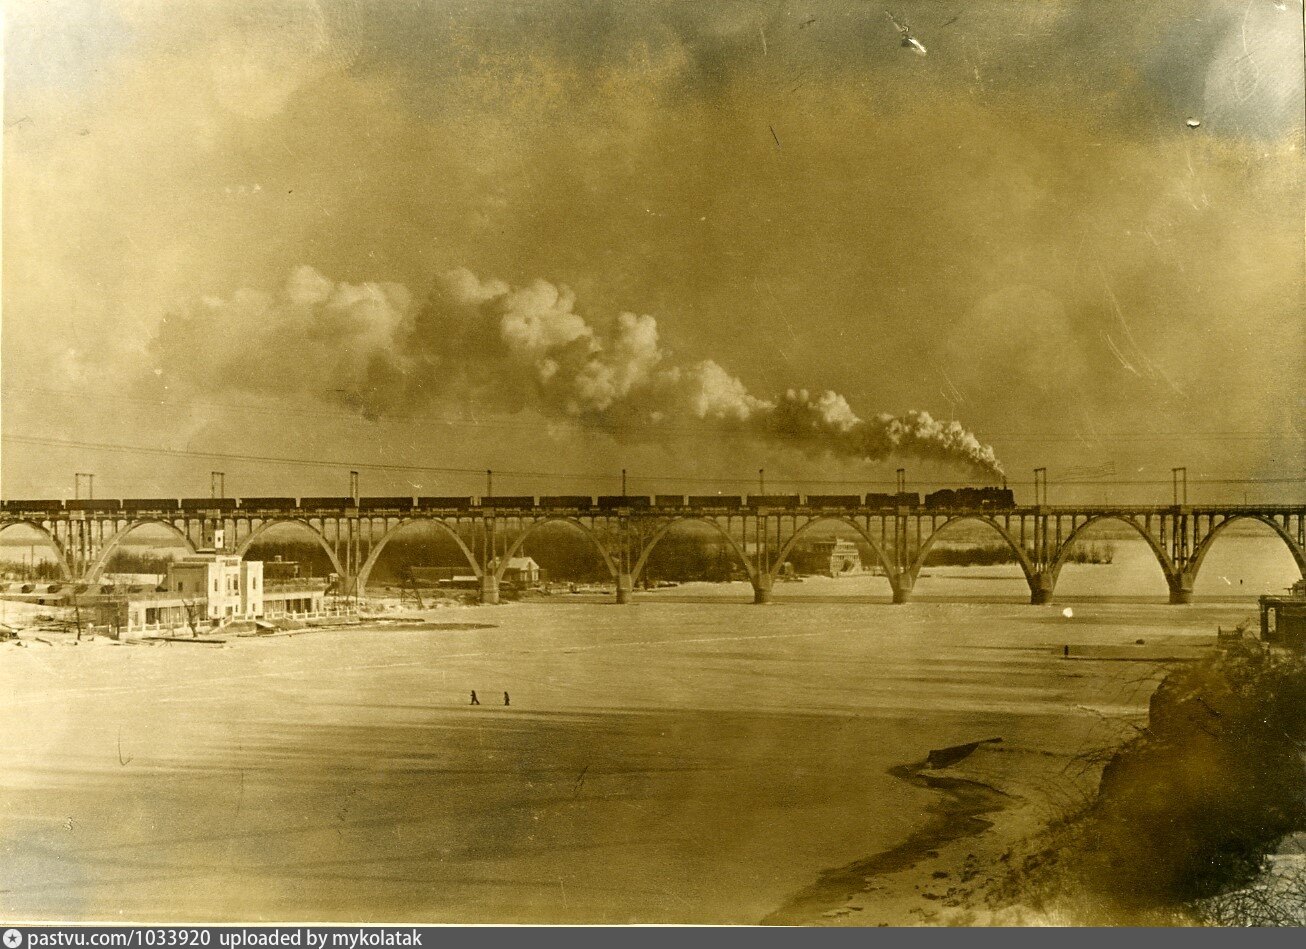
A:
80 552 334 635
791 538 866 578
1259 578 1306 649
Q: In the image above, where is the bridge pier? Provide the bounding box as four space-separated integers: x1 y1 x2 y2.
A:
1168 578 1194 605
1030 574 1056 605
479 574 500 605
752 576 774 604
890 575 914 604
614 573 634 605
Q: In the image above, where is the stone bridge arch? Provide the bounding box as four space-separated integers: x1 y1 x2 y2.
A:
631 515 759 592
355 517 481 598
235 518 346 581
1044 514 1180 604
907 515 1039 588
84 518 198 583
498 517 620 582
0 519 74 581
1185 515 1306 587
769 515 902 601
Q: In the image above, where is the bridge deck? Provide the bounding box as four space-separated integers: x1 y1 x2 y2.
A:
2 499 1302 515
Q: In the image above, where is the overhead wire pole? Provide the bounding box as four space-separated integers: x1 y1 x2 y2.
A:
481 469 498 603
1031 467 1049 576
616 467 630 602
72 473 94 579
209 472 227 553
1172 467 1188 506
348 470 361 608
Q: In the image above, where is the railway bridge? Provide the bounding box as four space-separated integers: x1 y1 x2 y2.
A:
3 494 1303 605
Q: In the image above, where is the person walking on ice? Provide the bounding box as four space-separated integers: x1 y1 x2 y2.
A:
470 690 480 706
504 691 510 706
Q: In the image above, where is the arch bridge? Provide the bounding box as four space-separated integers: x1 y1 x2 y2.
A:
1 496 1302 606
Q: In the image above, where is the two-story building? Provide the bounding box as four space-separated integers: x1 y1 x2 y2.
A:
166 553 263 620
91 551 332 635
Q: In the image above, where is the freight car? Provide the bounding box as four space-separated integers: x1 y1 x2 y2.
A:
2 499 65 512
804 494 862 509
300 496 356 510
597 495 652 510
688 495 744 509
415 496 473 510
924 487 1016 510
181 497 238 511
357 496 416 511
122 498 182 511
66 499 122 512
237 497 299 511
749 495 801 509
539 495 593 510
479 496 536 509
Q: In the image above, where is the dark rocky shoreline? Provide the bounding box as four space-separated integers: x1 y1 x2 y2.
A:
986 641 1306 925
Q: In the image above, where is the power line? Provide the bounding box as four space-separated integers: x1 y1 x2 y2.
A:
4 433 1304 489
4 385 1299 442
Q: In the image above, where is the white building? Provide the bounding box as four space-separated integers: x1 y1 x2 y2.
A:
94 552 333 634
166 553 263 620
498 556 542 585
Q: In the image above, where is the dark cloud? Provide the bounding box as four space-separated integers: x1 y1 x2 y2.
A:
2 0 1301 496
150 265 1003 475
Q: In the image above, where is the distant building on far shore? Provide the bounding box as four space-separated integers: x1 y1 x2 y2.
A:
791 538 866 578
498 556 542 586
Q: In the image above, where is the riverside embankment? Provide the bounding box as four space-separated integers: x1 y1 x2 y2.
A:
937 641 1306 925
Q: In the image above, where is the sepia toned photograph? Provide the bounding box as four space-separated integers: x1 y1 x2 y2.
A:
2 0 1304 929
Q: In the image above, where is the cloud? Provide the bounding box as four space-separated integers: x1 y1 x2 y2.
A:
149 265 1006 475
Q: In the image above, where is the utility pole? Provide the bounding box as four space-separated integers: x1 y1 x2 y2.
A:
486 469 493 499
211 471 225 498
349 470 360 505
895 468 906 495
1033 468 1048 506
758 468 765 495
1172 467 1187 506
621 468 627 497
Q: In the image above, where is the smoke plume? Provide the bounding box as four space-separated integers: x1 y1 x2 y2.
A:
151 265 1004 477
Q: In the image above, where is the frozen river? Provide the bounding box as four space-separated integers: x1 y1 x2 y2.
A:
0 537 1296 923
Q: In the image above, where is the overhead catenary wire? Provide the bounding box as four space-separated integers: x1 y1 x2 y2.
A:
3 433 1304 490
3 385 1298 443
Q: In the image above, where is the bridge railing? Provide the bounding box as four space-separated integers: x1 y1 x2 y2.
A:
2 497 1302 516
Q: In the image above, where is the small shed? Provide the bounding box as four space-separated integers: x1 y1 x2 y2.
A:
1260 578 1306 650
500 556 541 585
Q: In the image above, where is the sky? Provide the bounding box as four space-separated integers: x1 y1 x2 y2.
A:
3 0 1303 503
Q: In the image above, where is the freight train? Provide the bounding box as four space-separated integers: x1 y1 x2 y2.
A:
3 487 1016 513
